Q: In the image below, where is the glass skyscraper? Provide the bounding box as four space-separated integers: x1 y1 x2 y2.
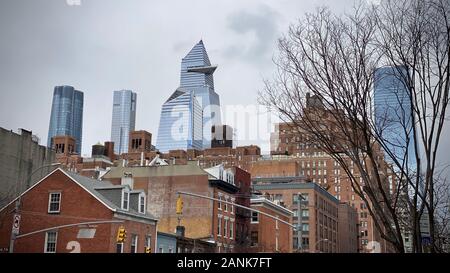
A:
374 66 416 170
111 90 137 154
156 40 221 152
156 89 203 152
47 85 84 154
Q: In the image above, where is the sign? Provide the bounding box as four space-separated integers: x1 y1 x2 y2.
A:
77 228 96 239
12 214 21 235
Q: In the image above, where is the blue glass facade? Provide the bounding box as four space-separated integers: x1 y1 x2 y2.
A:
110 90 137 154
47 85 84 154
156 40 221 152
374 66 416 170
156 89 203 152
180 40 221 148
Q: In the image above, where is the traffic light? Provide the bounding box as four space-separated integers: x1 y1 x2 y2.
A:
176 195 183 215
116 226 127 243
145 247 152 253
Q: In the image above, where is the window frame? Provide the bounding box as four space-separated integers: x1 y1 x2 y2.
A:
251 211 259 223
44 231 58 253
138 193 146 214
48 192 61 214
122 190 130 210
130 234 138 253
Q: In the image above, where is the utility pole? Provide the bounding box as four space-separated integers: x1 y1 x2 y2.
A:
297 193 303 252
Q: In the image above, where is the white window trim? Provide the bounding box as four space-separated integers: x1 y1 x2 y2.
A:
230 221 234 240
251 211 259 223
138 193 146 214
117 242 124 253
224 218 228 238
145 235 152 248
44 231 58 253
131 234 138 253
48 192 61 213
218 215 222 236
122 190 129 210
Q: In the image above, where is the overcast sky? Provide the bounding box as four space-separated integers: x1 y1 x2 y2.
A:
0 0 448 175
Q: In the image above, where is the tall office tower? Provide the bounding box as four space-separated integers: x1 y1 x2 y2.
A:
156 40 221 152
110 90 137 154
156 89 203 152
47 85 84 154
374 66 416 170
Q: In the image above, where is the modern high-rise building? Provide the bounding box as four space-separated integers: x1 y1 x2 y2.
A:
374 66 416 171
110 90 137 154
47 85 84 154
156 40 221 152
156 89 203 152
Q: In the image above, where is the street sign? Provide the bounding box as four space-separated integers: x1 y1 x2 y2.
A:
12 214 21 235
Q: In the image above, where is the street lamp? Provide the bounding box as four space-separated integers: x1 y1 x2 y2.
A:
313 238 329 253
9 163 61 253
296 193 305 252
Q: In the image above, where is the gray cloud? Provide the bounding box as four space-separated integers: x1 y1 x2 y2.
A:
224 5 280 64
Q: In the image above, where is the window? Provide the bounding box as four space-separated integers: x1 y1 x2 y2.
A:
48 192 61 213
230 222 234 239
44 231 58 253
302 224 309 232
251 211 259 223
224 218 228 238
145 235 152 252
224 198 228 212
139 194 146 214
116 243 124 253
231 199 235 214
218 195 222 210
131 234 138 253
218 217 222 236
302 209 309 218
122 190 129 210
251 231 258 246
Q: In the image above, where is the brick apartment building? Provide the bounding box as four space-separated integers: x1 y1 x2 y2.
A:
102 163 252 253
338 202 359 253
0 168 157 253
52 136 114 179
249 197 293 253
253 176 340 253
266 120 393 252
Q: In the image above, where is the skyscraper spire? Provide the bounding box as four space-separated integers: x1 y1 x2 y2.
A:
156 40 222 152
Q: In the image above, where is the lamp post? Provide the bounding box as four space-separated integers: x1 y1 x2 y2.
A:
9 163 61 253
296 193 305 252
313 238 329 253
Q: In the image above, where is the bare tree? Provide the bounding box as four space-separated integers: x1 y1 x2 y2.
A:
259 0 450 253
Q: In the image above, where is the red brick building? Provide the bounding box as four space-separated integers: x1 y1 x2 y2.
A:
338 202 358 253
103 163 252 253
0 168 157 253
249 197 293 253
266 120 393 252
253 177 339 253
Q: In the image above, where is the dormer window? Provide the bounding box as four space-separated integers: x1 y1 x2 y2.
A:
139 193 146 214
122 190 129 210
